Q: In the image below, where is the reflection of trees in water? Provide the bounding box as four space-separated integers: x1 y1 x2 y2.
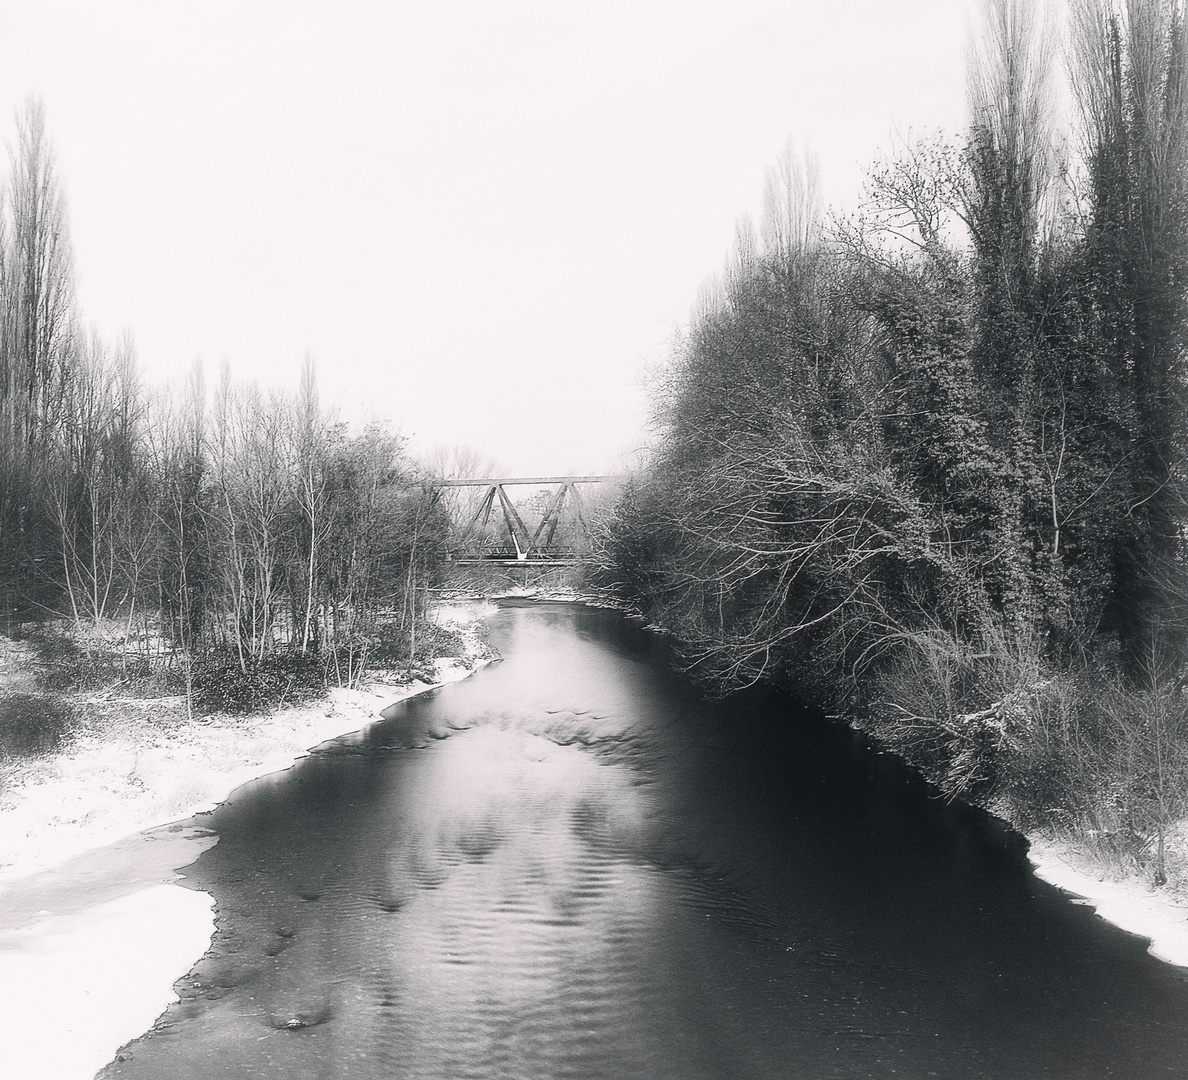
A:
375 723 685 1078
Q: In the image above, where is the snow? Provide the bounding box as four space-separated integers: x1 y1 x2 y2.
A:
0 884 215 1080
1027 835 1188 968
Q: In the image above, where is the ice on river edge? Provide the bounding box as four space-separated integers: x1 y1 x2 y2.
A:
0 602 497 1080
1 884 216 1080
0 653 492 888
1027 837 1188 968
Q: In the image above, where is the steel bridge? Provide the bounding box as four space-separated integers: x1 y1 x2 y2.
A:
438 476 616 565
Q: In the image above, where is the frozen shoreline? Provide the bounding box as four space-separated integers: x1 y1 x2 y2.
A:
0 602 497 1080
0 654 493 888
1026 833 1188 968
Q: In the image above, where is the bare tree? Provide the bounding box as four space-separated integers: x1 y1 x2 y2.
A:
1 97 75 460
293 354 333 653
0 97 77 611
761 137 822 268
148 363 207 719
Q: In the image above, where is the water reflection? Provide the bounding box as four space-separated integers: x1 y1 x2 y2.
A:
103 604 1188 1079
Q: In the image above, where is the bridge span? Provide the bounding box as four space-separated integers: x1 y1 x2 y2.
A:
438 475 617 565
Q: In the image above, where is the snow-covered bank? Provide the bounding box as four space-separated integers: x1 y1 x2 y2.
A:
0 657 490 887
0 605 497 886
1027 832 1188 968
1 882 215 1080
0 602 497 1080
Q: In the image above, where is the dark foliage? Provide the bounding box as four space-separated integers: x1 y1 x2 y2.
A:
191 649 325 715
0 692 75 757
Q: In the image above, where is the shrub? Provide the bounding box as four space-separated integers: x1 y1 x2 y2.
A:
866 622 1103 819
0 692 75 757
30 628 94 691
367 618 464 666
31 627 153 694
413 621 466 661
191 649 325 714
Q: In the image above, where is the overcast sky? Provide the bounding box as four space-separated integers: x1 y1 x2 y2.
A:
0 1 972 475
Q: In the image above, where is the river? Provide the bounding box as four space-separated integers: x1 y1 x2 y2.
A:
100 602 1188 1078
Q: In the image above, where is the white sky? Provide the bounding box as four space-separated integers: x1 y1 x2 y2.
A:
0 1 971 476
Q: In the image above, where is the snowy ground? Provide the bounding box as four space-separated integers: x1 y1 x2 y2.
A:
0 659 490 887
0 602 497 1080
1027 831 1188 968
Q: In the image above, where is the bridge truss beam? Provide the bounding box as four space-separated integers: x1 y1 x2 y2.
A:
440 475 615 564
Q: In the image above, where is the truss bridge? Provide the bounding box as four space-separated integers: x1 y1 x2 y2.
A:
438 476 616 566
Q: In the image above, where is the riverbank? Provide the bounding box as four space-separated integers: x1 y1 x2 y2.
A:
0 606 497 886
1025 830 1188 968
0 601 497 1080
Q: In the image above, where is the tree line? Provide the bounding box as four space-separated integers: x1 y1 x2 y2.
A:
597 0 1188 878
0 99 449 715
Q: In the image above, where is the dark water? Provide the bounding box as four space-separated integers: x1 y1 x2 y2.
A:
103 603 1188 1079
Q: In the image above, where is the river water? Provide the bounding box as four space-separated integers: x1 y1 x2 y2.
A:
102 603 1188 1079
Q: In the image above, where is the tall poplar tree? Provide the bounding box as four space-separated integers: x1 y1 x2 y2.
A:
1070 0 1188 666
0 97 77 610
